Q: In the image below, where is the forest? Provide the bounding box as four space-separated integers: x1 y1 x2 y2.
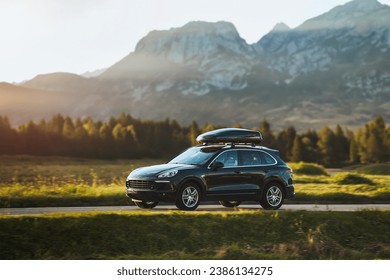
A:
0 114 388 166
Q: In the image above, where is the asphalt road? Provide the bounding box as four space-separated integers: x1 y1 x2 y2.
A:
1 204 389 215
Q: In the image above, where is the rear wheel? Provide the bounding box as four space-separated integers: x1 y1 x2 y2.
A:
260 182 284 210
219 201 241 208
176 183 201 211
133 201 158 209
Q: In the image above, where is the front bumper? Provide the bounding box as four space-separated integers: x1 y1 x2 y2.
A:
126 179 177 202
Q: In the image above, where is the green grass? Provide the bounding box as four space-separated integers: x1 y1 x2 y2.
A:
0 156 389 207
0 156 163 207
0 155 163 184
294 173 390 202
288 162 329 176
354 164 390 175
332 173 375 185
0 211 389 260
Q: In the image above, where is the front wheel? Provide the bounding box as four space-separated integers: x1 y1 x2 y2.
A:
133 201 158 209
260 182 284 210
176 183 201 211
219 201 241 208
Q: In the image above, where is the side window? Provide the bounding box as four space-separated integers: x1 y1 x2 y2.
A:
214 150 238 167
240 150 262 166
259 151 276 165
239 150 277 166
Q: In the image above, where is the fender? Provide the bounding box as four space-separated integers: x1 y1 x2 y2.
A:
261 175 287 197
178 176 207 199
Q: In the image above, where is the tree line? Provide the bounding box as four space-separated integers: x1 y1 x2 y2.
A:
0 113 388 166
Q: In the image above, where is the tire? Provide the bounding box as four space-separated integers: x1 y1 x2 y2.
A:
134 201 158 209
176 183 201 211
219 201 241 208
260 182 284 210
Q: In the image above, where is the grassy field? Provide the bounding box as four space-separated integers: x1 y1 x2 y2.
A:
0 156 162 207
1 158 389 260
290 162 390 203
0 210 389 260
0 156 389 207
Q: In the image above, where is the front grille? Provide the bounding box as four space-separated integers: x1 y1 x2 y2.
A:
126 180 154 189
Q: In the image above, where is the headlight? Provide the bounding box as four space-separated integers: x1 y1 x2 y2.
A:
158 170 178 178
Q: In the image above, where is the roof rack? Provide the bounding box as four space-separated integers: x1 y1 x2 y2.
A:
196 128 263 146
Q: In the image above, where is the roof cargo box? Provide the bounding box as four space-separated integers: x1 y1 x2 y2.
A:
196 128 263 144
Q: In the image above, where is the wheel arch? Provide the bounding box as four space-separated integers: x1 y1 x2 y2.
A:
178 177 206 199
262 176 287 197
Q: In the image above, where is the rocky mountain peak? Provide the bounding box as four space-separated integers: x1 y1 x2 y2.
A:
270 22 291 33
101 21 257 95
298 0 386 31
9 0 390 130
134 21 254 64
348 0 383 11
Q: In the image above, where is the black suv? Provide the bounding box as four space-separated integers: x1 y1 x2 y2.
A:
126 128 294 211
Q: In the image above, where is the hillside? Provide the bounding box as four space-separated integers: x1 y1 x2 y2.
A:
2 0 389 130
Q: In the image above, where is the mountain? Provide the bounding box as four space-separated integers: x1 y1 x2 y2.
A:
0 82 81 125
101 21 257 95
4 0 390 130
24 72 96 93
81 68 107 78
251 0 390 127
257 0 390 77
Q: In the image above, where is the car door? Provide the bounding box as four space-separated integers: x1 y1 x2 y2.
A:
236 149 268 192
204 150 240 194
204 149 258 198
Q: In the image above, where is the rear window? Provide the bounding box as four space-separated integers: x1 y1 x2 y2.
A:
260 152 276 164
239 150 276 166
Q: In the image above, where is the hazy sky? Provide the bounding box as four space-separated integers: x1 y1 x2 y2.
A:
1 0 389 83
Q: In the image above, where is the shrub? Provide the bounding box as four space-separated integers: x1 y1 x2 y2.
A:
355 164 390 175
332 173 374 185
289 162 328 176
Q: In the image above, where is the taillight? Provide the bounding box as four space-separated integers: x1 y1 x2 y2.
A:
285 168 293 174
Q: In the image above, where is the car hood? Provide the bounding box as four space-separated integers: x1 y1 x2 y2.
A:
128 163 194 178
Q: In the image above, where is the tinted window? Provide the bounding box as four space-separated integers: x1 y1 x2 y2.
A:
240 150 262 166
239 150 276 166
259 151 276 165
214 150 238 167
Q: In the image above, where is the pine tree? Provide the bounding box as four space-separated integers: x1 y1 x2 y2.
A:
112 123 126 141
334 124 349 163
259 120 276 148
99 124 111 141
366 132 383 163
62 117 75 138
276 126 296 161
83 117 98 137
385 126 390 162
349 138 359 163
0 116 17 154
48 114 65 134
317 126 337 166
290 135 305 162
189 121 201 146
359 116 387 163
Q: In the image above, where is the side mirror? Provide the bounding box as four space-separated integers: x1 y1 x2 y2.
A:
210 161 224 170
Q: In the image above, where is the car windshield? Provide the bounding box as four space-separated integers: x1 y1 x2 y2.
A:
169 146 221 165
